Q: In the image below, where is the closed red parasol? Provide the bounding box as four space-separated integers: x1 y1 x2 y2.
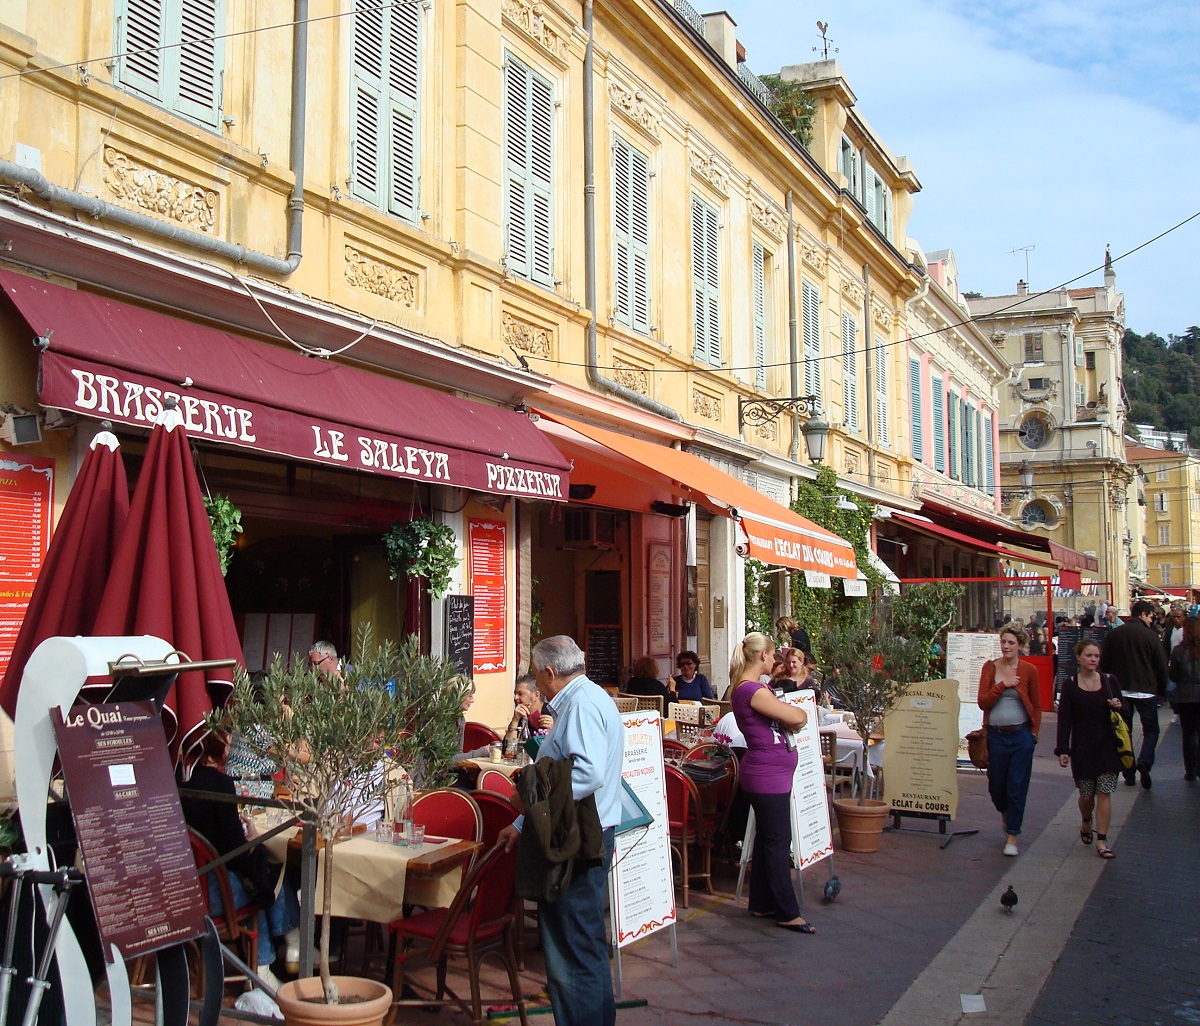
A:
0 429 129 717
90 405 243 763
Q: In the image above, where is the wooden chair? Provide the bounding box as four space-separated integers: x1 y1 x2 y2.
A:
622 692 664 718
463 721 501 752
187 827 262 987
470 791 519 850
701 698 732 721
476 768 517 799
664 765 714 908
682 743 740 846
612 695 638 713
389 842 529 1026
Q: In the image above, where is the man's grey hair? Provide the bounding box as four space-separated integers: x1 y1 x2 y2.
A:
531 635 586 679
308 640 338 661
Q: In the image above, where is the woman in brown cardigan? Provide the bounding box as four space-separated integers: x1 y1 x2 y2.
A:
978 622 1042 857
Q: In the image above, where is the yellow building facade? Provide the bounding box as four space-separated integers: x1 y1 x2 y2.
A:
1131 446 1200 597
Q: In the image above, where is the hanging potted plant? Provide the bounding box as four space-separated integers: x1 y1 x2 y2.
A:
382 517 459 599
819 603 929 852
204 494 243 576
206 626 467 1022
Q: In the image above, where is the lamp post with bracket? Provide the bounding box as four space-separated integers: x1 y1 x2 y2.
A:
738 394 829 464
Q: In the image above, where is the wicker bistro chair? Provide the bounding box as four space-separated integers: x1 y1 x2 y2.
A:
818 729 855 797
668 701 704 746
701 698 731 722
662 738 689 764
681 743 740 850
664 765 715 908
389 842 529 1026
622 692 665 718
612 695 638 714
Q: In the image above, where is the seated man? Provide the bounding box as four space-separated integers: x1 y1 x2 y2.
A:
507 672 555 740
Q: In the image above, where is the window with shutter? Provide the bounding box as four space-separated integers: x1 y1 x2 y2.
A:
841 312 858 431
861 158 875 220
613 136 650 333
350 0 421 221
875 342 889 446
962 401 974 487
802 280 822 403
503 53 554 287
752 242 767 389
984 413 994 496
975 407 985 494
948 389 959 480
932 374 945 473
115 0 224 127
1023 332 1044 363
691 195 721 365
910 358 924 464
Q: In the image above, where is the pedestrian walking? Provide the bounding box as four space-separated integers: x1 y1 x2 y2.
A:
978 622 1041 857
1099 600 1169 789
1054 640 1126 859
1167 615 1200 781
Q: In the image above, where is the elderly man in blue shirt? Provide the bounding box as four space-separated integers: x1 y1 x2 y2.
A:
500 635 624 1026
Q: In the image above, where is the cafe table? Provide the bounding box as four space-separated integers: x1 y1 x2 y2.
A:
455 756 526 779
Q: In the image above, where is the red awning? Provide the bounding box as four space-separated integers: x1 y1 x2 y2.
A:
538 412 858 578
1048 541 1100 574
891 512 1059 569
1 271 569 501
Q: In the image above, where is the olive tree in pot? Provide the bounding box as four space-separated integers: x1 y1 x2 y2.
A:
207 627 467 1020
819 604 930 852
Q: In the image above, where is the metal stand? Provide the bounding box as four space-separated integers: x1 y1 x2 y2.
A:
888 810 979 850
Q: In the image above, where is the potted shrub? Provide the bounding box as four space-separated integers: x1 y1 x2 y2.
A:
819 604 930 852
382 517 459 599
207 627 467 1021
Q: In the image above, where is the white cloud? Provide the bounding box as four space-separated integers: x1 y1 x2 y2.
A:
727 0 1200 332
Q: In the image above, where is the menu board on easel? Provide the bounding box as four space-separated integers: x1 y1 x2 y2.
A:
586 626 621 685
53 701 207 960
0 454 54 681
781 691 833 868
444 595 475 678
883 680 961 821
946 631 999 760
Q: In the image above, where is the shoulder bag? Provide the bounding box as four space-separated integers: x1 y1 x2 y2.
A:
1102 673 1135 771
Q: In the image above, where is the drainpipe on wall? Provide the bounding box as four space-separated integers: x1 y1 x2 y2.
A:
862 262 877 488
786 191 800 461
583 0 679 421
0 0 309 278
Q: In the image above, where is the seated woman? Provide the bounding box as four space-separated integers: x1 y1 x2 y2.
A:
624 656 676 703
180 732 299 989
451 677 495 787
506 673 554 741
771 647 806 694
673 650 714 701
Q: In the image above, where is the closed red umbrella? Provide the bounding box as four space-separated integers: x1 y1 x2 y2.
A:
0 430 129 717
90 405 243 763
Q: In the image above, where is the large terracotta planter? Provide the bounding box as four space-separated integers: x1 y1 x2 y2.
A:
833 798 890 853
275 977 392 1026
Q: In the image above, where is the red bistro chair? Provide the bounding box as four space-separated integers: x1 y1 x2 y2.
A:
462 721 501 752
389 842 529 1026
187 827 262 986
476 768 517 799
470 790 519 850
412 788 484 845
664 765 714 908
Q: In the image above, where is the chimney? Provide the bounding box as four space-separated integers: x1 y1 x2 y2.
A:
702 11 738 70
1017 279 1028 295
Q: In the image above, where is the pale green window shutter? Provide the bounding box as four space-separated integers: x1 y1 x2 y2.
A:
528 72 554 286
948 389 959 479
802 280 822 403
984 414 995 496
841 311 858 431
613 136 650 332
503 56 531 280
350 1 387 209
910 357 924 464
691 195 721 365
963 401 974 487
875 342 889 446
975 407 986 494
175 0 221 126
386 1 421 220
861 158 876 220
752 243 767 389
932 374 946 473
117 0 166 102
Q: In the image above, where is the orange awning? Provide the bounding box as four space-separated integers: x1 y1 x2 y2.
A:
537 412 858 579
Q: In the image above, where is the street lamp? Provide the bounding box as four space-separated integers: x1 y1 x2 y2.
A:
738 393 829 464
1002 460 1035 507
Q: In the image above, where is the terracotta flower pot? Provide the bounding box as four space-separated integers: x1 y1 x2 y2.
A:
833 798 890 853
275 977 392 1026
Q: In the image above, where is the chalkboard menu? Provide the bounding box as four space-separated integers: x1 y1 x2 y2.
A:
53 701 207 960
1054 626 1109 697
445 595 475 678
586 625 622 685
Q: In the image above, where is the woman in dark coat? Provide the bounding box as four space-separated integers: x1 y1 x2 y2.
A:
1168 615 1200 781
1055 639 1125 859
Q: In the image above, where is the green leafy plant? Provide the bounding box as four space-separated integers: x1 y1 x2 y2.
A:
530 574 545 644
760 74 815 148
204 494 243 576
744 558 777 637
819 602 930 805
889 581 964 673
205 625 467 1003
382 517 459 599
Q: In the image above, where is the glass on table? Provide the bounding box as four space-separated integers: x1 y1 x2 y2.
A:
375 818 394 843
409 823 425 847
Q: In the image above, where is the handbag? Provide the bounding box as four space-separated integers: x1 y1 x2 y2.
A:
1102 674 1135 771
965 728 989 770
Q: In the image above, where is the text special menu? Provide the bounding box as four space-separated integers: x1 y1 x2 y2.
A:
882 680 961 821
0 455 53 681
54 702 207 960
468 519 506 674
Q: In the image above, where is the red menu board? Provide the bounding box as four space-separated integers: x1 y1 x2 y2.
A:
0 455 54 681
468 519 507 673
53 701 208 960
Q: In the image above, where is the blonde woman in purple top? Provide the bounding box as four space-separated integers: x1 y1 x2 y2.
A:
730 631 814 933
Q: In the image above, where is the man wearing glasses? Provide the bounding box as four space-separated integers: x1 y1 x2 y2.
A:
672 650 713 701
1100 601 1169 789
307 641 344 684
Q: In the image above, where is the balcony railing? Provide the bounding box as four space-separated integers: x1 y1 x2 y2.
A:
737 63 775 106
672 0 704 34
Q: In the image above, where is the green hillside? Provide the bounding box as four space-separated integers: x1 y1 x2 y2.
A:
1122 327 1200 447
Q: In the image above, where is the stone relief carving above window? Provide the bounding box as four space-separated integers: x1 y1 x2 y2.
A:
612 357 650 395
688 150 730 196
102 147 217 233
501 312 553 358
841 275 865 307
750 198 785 241
608 81 660 138
692 389 723 420
502 0 566 61
344 247 419 307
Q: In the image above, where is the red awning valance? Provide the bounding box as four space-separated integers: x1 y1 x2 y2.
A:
2 271 569 500
1048 541 1100 574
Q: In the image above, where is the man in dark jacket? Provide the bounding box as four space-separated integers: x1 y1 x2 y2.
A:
1100 600 1170 789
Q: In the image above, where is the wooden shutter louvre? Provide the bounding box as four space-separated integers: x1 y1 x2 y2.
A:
528 72 554 286
613 137 650 332
984 414 995 496
175 0 222 126
503 56 531 280
841 311 858 431
118 0 167 101
691 195 721 365
875 342 889 446
386 1 421 221
802 280 821 403
910 358 924 464
948 389 959 479
752 243 766 389
350 1 387 209
932 374 945 472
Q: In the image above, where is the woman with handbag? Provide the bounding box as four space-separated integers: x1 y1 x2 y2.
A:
1168 615 1200 781
1054 640 1126 859
978 622 1041 857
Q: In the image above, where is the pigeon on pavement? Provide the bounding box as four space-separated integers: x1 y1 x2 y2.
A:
1000 885 1018 915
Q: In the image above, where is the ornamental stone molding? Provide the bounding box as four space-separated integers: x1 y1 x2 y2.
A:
688 150 730 196
799 235 827 277
502 0 565 61
753 418 778 443
870 295 894 331
840 275 865 307
501 312 553 358
612 357 649 395
1009 380 1059 405
750 198 785 241
344 247 418 307
102 147 217 233
692 389 722 420
844 450 861 477
608 81 660 138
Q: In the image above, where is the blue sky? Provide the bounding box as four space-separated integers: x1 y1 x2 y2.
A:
725 1 1200 334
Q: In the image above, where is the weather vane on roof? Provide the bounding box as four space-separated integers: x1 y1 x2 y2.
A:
813 22 838 60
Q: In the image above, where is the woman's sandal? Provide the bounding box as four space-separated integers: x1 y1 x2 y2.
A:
1080 820 1094 845
1095 833 1116 859
778 918 816 934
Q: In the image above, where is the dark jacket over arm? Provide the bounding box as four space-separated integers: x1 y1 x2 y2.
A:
1100 621 1169 697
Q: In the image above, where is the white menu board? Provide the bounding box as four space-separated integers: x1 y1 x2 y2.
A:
946 632 999 759
781 692 833 868
612 711 675 948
